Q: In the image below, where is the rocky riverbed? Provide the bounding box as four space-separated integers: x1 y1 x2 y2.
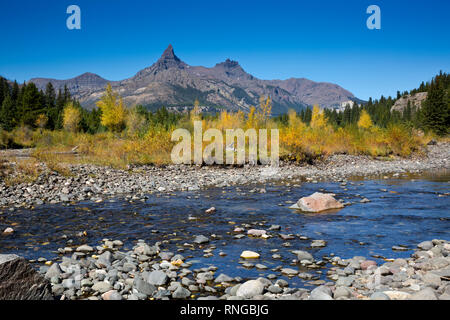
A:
0 142 448 208
18 238 448 300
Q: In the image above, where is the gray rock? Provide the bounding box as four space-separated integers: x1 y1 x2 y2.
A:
311 240 326 248
97 251 112 267
281 268 299 276
147 270 168 286
334 286 351 299
336 276 354 287
172 286 191 299
159 252 174 261
295 250 314 262
194 235 209 244
370 292 390 300
417 241 434 251
267 285 283 294
134 277 156 296
410 287 438 300
214 273 233 283
92 281 112 293
62 278 75 289
44 263 62 279
276 280 289 288
76 245 94 253
423 272 442 288
196 272 214 282
229 284 241 296
236 280 264 298
257 277 272 288
309 286 333 300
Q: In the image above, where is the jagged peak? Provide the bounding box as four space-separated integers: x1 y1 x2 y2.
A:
215 59 241 69
160 44 176 59
154 44 186 69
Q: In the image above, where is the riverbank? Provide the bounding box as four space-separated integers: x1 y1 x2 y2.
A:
13 238 446 300
0 141 448 209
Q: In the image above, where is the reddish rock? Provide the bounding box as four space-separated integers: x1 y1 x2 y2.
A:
101 290 122 300
360 260 377 270
290 192 344 213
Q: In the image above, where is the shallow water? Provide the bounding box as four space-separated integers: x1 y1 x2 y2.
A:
0 171 449 288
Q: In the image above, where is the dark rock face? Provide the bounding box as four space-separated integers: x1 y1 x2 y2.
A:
0 254 54 300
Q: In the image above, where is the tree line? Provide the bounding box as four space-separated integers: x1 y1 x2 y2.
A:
1 71 449 136
274 71 449 135
0 79 101 133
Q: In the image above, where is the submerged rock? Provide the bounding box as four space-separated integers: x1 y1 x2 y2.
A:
205 207 216 214
247 229 267 237
3 227 14 234
289 192 344 213
193 235 209 244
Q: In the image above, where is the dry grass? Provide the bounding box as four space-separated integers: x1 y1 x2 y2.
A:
4 105 436 169
279 114 432 162
3 157 42 186
32 129 175 169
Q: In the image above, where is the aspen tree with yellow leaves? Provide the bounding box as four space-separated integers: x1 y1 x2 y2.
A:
256 96 272 125
96 84 127 132
62 102 81 133
310 105 327 129
358 109 373 129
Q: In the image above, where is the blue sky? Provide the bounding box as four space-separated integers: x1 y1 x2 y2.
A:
0 0 449 100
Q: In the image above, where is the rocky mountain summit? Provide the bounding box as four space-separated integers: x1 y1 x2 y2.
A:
29 45 359 114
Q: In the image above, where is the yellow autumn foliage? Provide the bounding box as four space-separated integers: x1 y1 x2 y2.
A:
63 102 81 133
96 83 127 132
310 105 327 129
358 109 373 129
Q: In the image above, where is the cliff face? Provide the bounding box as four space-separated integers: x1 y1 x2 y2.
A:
391 92 428 113
29 45 359 114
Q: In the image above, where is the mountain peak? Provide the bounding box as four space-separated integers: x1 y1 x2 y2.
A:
76 72 105 80
215 59 240 69
152 44 186 71
160 44 176 59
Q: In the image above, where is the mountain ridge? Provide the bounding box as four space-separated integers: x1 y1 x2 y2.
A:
29 45 360 114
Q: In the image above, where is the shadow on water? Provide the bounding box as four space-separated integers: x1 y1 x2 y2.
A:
0 169 449 288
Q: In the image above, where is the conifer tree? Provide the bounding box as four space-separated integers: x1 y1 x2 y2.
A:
422 77 448 135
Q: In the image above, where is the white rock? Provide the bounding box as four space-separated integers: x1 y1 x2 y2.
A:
240 251 260 259
236 280 264 298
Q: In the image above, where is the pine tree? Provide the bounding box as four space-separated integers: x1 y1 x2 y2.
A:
422 77 448 135
403 101 412 122
0 95 15 131
44 82 57 129
54 89 65 129
304 107 312 125
18 83 45 126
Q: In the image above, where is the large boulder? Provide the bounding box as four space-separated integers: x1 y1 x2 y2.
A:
290 192 344 213
236 280 264 298
0 254 53 300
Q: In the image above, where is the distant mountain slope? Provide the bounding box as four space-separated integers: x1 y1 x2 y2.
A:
29 45 359 114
